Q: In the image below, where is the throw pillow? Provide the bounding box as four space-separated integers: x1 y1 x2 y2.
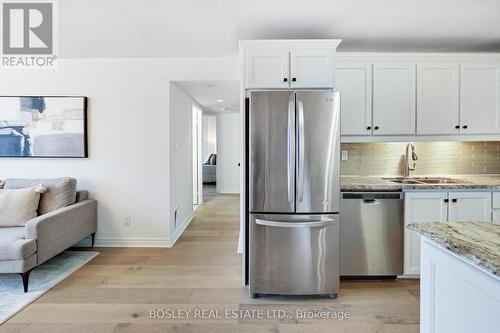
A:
4 178 76 215
0 185 47 227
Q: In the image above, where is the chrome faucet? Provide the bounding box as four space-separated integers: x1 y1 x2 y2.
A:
404 142 418 177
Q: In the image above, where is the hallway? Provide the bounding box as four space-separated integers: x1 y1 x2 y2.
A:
3 193 419 333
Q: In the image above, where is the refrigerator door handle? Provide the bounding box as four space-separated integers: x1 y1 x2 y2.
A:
287 100 295 204
297 100 305 202
255 218 336 228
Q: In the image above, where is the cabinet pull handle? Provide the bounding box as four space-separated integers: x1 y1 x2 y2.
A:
292 77 297 82
374 126 379 130
444 199 449 203
283 78 288 82
366 126 372 130
452 198 458 203
455 125 460 129
463 125 468 129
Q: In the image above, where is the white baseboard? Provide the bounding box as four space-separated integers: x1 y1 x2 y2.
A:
169 211 194 246
93 213 194 248
94 237 172 247
217 189 240 194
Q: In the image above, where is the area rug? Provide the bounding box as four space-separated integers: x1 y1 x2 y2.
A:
0 251 99 324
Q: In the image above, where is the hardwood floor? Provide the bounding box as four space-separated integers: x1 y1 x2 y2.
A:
1 194 419 333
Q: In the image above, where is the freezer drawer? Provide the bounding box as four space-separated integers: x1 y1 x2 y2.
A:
249 214 339 296
340 192 404 276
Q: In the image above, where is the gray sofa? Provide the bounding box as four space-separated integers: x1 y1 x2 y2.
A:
0 178 97 292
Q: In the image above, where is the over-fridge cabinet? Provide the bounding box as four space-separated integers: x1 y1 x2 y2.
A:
241 40 342 89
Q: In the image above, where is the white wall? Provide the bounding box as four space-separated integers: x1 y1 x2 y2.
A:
169 83 195 236
202 114 217 162
0 57 239 246
217 112 241 193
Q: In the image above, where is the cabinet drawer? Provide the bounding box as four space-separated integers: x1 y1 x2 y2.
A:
492 192 500 209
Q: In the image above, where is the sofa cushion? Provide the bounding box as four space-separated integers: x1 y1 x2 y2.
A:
0 227 37 260
4 178 77 215
0 185 47 227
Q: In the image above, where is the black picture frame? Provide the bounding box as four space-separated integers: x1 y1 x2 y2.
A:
0 96 88 158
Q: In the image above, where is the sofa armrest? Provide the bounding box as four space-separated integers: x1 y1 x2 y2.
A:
25 199 97 265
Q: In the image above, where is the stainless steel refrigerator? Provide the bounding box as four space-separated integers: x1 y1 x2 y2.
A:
248 90 340 297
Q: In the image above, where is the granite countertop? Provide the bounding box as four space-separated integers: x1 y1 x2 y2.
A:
341 175 500 192
407 222 500 276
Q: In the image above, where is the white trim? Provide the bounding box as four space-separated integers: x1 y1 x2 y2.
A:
169 211 194 246
239 39 342 50
217 189 240 194
336 52 500 62
95 212 194 248
94 238 172 247
341 134 500 143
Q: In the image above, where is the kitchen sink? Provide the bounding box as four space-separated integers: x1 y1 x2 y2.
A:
383 177 469 185
382 177 423 184
412 177 466 184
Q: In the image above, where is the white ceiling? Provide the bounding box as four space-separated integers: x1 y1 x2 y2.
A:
60 0 500 58
175 81 240 113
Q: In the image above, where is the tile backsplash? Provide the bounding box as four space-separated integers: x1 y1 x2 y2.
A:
341 141 500 176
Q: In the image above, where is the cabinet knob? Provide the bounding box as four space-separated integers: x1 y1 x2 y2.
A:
463 125 468 129
366 126 372 130
292 77 297 82
444 199 449 203
283 78 288 82
374 126 379 130
455 125 460 129
452 198 458 203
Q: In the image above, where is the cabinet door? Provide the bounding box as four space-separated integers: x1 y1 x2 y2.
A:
492 211 500 223
336 64 373 135
448 192 492 222
404 192 448 276
373 64 416 135
460 64 500 134
417 64 460 135
246 49 290 88
290 49 334 88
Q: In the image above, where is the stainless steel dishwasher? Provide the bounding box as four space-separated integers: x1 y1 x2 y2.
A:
340 192 404 277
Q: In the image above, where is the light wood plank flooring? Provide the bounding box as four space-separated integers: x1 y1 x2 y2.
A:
1 194 419 333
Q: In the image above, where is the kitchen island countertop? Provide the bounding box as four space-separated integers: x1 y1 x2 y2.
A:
407 222 500 276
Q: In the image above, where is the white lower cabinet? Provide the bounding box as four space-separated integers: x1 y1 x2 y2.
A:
404 191 492 276
404 192 448 275
448 191 492 222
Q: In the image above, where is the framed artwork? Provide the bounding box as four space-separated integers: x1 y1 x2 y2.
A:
0 96 87 158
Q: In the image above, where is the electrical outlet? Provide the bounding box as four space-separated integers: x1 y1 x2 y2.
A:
124 216 132 227
341 150 349 161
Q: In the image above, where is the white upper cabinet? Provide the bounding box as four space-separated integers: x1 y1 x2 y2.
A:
245 49 290 88
373 63 416 135
290 49 334 88
448 192 492 222
241 40 341 89
336 64 373 135
417 64 460 135
460 64 500 135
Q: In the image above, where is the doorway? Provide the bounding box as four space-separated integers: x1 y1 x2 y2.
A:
201 113 217 203
192 104 202 208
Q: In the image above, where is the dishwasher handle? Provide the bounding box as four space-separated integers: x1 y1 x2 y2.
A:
342 192 403 200
362 198 380 205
